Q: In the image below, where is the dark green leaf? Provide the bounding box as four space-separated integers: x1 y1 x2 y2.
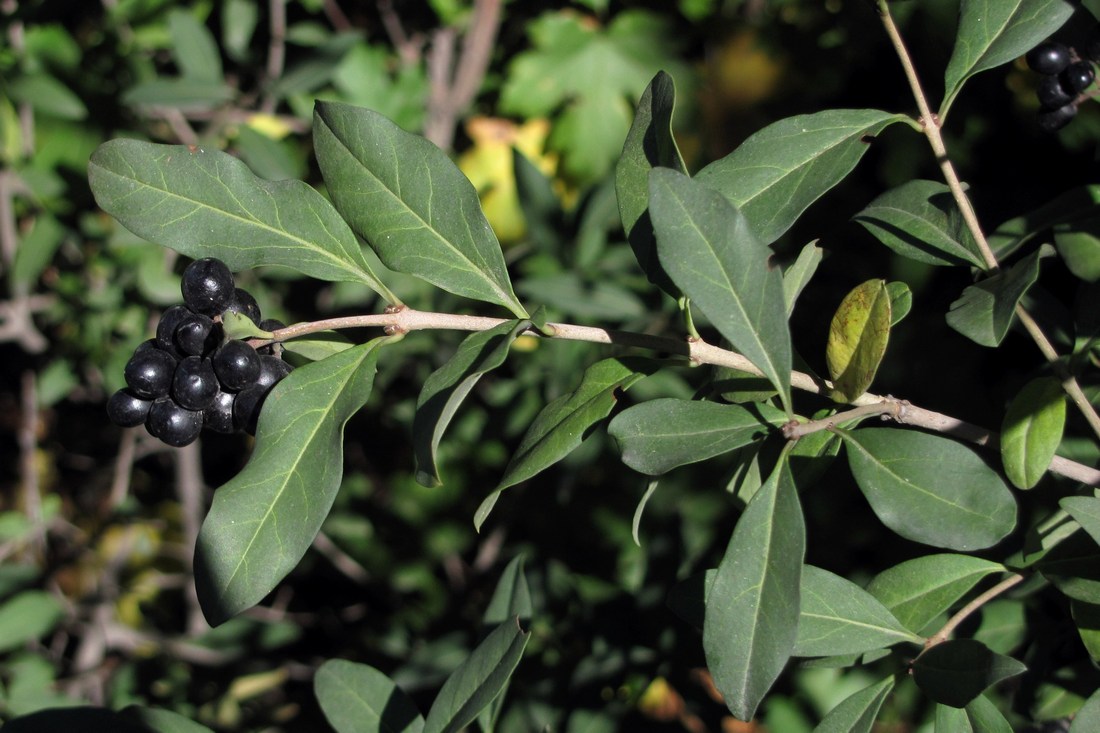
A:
1070 688 1100 732
963 694 1014 733
703 457 805 721
866 554 1005 635
650 168 792 411
414 320 529 488
121 79 236 110
853 179 983 267
912 639 1026 708
795 566 922 657
695 109 906 245
120 705 219 733
840 428 1017 551
1055 221 1100 282
4 708 152 733
483 556 533 628
314 660 424 733
812 675 895 733
946 249 1043 347
1062 496 1100 547
1001 377 1066 489
826 279 892 402
989 185 1100 261
941 0 1075 117
7 74 87 120
313 101 525 317
194 340 387 626
422 619 529 733
608 399 787 475
1037 531 1100 603
168 9 223 83
475 358 653 529
88 140 394 301
783 241 824 316
616 71 687 296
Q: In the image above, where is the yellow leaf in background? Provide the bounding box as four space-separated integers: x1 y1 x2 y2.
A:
708 30 785 109
458 116 558 244
246 113 293 140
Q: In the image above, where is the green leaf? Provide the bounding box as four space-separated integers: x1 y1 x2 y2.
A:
941 0 1075 117
989 185 1100 261
475 357 652 530
694 109 907 245
1055 220 1100 282
703 456 805 721
7 74 87 120
840 428 1017 551
120 705 219 733
1062 496 1100 547
616 71 687 296
168 9 223 83
313 101 526 317
812 675 895 733
649 168 792 412
1001 377 1066 489
607 399 787 476
422 618 529 733
886 281 912 325
1038 530 1100 603
1070 599 1100 662
414 320 529 488
853 179 984 267
826 279 892 402
0 591 64 653
314 660 424 733
478 557 532 732
783 241 824 316
946 249 1043 347
194 340 387 626
88 140 394 301
866 554 1005 635
1070 688 1100 732
912 639 1026 708
795 566 922 657
281 331 355 361
121 79 237 111
964 695 1014 733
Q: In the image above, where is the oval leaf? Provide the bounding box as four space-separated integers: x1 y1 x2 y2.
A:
783 241 825 316
87 140 395 302
313 101 526 317
703 457 805 721
942 0 1075 117
946 249 1043 347
1001 376 1066 489
1061 496 1100 547
0 591 64 654
840 428 1017 551
616 71 688 296
795 565 922 657
422 618 529 733
866 554 1005 635
695 109 907 245
853 179 984 267
912 639 1026 708
1070 688 1100 732
414 320 530 488
194 339 387 626
608 399 787 475
315 660 424 733
475 357 653 530
826 279 892 403
649 168 792 412
812 675 895 733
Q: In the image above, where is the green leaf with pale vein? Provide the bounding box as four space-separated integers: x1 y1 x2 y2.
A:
314 660 424 733
812 676 895 733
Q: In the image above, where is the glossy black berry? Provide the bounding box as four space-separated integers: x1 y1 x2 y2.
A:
204 390 237 434
257 319 285 355
146 398 203 447
182 258 235 316
256 354 294 389
1061 61 1096 94
172 356 219 411
1037 74 1074 108
258 318 285 334
107 389 153 427
155 305 192 356
175 312 217 356
212 340 261 391
232 383 266 435
124 347 178 399
225 288 262 324
1027 41 1072 75
1038 102 1078 132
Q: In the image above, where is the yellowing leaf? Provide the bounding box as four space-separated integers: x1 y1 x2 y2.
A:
826 279 892 402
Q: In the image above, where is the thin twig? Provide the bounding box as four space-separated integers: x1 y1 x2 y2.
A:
261 0 288 114
312 531 371 584
19 370 45 559
783 399 907 439
924 573 1027 649
174 442 209 635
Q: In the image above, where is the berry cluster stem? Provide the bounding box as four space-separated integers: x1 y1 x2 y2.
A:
267 307 1100 487
877 0 1100 444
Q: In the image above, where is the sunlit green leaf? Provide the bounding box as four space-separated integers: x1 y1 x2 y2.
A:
0 591 64 653
783 241 824 316
826 279 892 402
946 249 1042 347
886 281 912 325
1070 688 1100 732
812 675 894 733
194 339 388 626
1071 599 1100 662
912 639 1026 708
281 331 355 361
315 660 424 733
313 101 525 317
1001 377 1066 489
1055 221 1100 282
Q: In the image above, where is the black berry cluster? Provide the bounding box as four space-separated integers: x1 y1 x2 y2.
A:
107 258 292 447
1026 34 1099 132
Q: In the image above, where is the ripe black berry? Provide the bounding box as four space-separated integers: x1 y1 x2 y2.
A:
175 312 217 356
182 258 235 316
226 288 262 324
107 389 153 427
124 347 178 399
146 398 203 447
172 356 219 411
204 390 237 434
1027 41 1072 75
1061 61 1096 94
213 340 261 391
1037 74 1074 108
1038 102 1078 132
256 354 294 388
155 305 192 355
233 383 266 435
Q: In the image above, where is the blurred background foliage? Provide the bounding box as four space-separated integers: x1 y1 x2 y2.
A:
0 0 1097 730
